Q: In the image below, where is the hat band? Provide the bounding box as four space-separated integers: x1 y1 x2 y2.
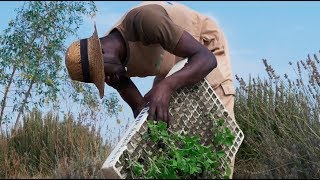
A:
80 38 91 83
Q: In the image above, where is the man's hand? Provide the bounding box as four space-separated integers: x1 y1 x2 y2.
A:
144 81 173 125
133 102 146 118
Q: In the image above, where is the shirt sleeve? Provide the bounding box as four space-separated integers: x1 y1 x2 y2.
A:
119 4 184 53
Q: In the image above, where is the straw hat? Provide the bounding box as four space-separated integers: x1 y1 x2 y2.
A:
65 23 105 99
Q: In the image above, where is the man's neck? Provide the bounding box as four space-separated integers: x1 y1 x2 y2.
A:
100 29 127 64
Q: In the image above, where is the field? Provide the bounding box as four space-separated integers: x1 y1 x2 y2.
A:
0 52 319 178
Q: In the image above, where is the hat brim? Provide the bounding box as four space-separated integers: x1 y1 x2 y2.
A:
88 24 105 99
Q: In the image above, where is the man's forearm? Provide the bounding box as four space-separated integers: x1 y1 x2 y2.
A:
163 49 216 91
113 77 145 117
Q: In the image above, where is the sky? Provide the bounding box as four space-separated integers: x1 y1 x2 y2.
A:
1 1 320 141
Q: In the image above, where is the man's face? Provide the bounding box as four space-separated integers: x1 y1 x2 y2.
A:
103 57 126 83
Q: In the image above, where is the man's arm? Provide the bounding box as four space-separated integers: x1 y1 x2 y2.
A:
144 31 217 123
163 31 217 92
106 76 145 118
152 75 165 87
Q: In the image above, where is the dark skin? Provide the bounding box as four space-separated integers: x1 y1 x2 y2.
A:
100 29 217 126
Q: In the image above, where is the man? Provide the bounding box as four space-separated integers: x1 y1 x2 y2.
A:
65 1 236 177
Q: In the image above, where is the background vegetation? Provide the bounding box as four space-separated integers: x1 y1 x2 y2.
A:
0 1 119 178
233 53 320 178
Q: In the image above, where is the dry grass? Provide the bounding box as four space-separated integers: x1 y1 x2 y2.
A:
0 108 112 179
233 51 320 178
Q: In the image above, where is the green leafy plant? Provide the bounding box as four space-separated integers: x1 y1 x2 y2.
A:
128 118 235 179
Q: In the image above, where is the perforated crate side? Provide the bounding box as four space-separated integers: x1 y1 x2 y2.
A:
101 107 150 179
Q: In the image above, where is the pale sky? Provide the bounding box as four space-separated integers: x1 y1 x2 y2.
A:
1 1 320 141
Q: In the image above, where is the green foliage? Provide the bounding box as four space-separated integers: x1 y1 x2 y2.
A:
128 120 235 179
0 1 122 129
234 53 320 178
0 108 111 179
212 119 235 147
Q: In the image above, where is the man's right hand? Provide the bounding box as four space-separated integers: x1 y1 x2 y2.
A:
133 102 147 118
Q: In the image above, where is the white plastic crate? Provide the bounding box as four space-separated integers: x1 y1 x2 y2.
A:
102 60 244 179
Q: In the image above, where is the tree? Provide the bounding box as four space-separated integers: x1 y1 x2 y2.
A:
0 1 122 132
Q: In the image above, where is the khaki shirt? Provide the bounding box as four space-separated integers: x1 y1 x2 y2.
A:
106 1 235 95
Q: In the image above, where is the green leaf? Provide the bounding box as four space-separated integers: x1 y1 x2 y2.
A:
132 162 144 175
166 168 178 179
217 119 225 126
146 165 157 178
175 151 182 165
157 121 168 131
189 164 201 174
172 159 177 167
224 166 232 179
217 151 225 158
225 136 235 146
214 133 224 144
